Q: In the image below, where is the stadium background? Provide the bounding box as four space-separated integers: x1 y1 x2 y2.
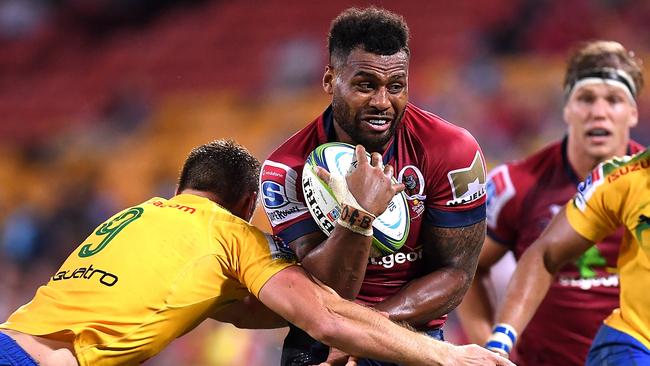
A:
0 0 649 364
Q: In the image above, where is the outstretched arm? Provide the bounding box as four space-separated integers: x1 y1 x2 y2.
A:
489 207 594 355
259 265 514 366
372 220 486 327
457 236 510 343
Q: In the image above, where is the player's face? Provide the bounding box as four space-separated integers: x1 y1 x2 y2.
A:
563 83 638 161
324 48 409 153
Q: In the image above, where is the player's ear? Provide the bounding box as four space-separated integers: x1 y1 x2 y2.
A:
323 65 334 95
627 105 639 128
236 191 258 222
246 191 258 222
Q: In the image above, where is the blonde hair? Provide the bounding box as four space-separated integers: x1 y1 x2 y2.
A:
564 40 643 96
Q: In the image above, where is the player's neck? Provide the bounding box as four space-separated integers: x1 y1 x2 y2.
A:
569 154 599 181
566 142 629 180
177 188 220 203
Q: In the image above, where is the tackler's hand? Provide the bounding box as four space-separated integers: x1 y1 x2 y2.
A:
448 344 517 366
316 347 357 366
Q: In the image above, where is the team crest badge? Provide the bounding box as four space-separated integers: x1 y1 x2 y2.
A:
398 165 426 220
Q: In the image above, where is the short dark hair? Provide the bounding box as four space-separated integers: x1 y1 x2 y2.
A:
177 139 260 205
564 40 644 96
328 7 410 66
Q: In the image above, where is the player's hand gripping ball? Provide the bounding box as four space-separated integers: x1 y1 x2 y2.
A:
302 142 410 257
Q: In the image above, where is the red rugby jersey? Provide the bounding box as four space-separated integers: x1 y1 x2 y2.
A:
261 103 487 329
486 138 644 366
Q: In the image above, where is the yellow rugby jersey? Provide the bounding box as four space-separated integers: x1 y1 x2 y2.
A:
566 149 650 349
0 194 296 366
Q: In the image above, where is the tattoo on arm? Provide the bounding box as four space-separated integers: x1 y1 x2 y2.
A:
423 220 486 313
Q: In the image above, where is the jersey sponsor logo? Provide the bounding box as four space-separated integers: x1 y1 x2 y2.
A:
397 165 426 220
52 264 118 287
485 165 515 229
574 164 605 212
368 248 423 269
558 274 618 290
261 160 308 226
266 206 303 223
606 157 650 183
446 151 487 206
148 201 196 214
264 234 297 261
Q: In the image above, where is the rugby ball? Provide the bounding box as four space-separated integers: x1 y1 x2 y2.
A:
302 142 410 256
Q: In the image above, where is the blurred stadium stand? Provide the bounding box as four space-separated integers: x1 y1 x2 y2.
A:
1 1 649 365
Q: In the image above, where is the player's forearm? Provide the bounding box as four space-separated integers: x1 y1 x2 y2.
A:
381 221 483 327
373 267 471 327
263 267 449 364
299 226 373 299
318 290 454 365
456 270 495 344
261 267 511 365
494 244 553 334
320 289 515 366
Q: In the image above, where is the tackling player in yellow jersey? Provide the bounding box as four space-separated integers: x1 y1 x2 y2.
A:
488 147 650 365
0 139 513 366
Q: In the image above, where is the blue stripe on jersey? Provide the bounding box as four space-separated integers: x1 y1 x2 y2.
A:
277 218 322 245
425 202 486 228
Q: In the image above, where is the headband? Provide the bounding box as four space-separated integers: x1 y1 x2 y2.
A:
564 68 637 105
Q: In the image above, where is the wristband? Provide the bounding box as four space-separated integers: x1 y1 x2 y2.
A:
485 323 517 356
328 172 376 235
336 204 375 236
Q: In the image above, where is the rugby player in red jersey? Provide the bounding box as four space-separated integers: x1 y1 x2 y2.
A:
457 40 644 366
260 7 489 366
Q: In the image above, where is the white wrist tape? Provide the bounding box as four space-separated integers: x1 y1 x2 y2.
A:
329 173 375 236
329 173 363 208
485 323 518 356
